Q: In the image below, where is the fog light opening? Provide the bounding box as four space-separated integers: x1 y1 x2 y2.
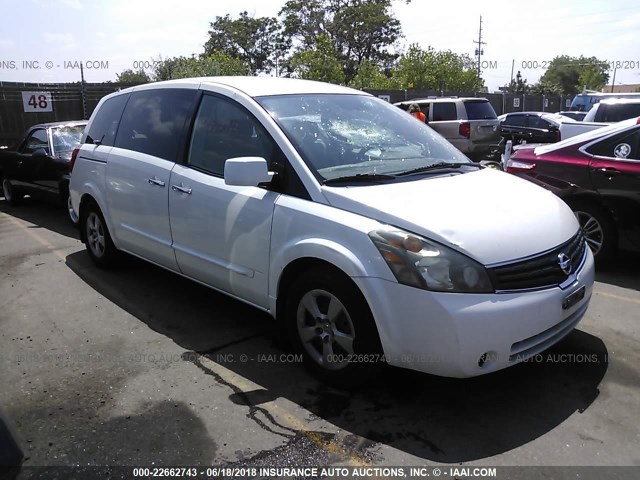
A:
478 351 497 369
478 353 487 367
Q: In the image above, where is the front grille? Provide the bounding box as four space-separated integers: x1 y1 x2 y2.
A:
488 231 586 291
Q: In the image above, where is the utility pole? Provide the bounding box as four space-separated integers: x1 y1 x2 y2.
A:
610 66 617 93
80 61 87 120
473 15 486 80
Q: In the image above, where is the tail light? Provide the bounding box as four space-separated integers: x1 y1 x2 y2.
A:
69 147 79 173
459 122 471 138
506 159 536 173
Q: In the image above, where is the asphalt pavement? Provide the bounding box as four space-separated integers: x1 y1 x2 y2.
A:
1 197 638 479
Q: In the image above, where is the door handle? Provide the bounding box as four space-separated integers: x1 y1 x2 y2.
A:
596 167 621 176
147 177 165 187
172 185 192 194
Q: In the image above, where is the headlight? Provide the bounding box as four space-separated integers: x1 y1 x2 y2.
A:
369 229 493 293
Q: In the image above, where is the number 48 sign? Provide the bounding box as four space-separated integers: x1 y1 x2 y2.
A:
22 92 53 112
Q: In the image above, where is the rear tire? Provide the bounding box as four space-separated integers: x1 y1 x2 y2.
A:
2 178 23 206
81 201 119 268
285 267 384 387
570 200 617 265
66 194 79 225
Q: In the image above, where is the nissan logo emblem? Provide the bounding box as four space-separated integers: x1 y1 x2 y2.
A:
558 253 572 275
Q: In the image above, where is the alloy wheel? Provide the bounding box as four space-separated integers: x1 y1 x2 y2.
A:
296 289 356 371
86 212 106 258
575 210 604 256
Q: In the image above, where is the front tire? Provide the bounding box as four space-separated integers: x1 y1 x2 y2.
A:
2 178 23 206
81 201 118 268
285 267 383 386
571 201 617 265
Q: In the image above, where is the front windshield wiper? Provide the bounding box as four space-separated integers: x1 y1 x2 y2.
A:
323 173 396 185
396 162 483 177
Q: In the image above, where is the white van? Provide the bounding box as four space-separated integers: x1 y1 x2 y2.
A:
69 77 594 384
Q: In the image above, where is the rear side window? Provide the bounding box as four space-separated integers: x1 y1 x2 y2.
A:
597 104 640 123
115 89 197 161
528 116 550 129
432 103 457 121
503 114 525 127
86 94 129 146
464 101 497 120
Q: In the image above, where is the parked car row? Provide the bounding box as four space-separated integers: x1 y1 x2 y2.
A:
507 117 640 263
0 121 86 223
9 78 637 385
393 97 502 161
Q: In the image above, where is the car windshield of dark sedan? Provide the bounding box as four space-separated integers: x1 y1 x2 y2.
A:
257 94 470 181
52 125 85 156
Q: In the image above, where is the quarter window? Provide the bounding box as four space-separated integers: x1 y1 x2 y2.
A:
187 95 275 176
586 127 640 160
464 101 497 120
115 89 197 161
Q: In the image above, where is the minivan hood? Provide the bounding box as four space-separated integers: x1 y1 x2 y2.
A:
321 168 578 265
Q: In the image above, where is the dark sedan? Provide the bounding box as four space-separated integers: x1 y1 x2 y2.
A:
0 121 86 223
506 117 640 264
498 112 574 145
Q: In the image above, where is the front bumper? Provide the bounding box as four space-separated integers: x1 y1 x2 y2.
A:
355 247 595 377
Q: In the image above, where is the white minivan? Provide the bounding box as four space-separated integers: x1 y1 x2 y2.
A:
69 77 594 384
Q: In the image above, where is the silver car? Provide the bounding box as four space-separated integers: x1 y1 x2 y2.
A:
395 97 501 160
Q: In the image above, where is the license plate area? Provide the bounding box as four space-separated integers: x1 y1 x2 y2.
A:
562 286 585 310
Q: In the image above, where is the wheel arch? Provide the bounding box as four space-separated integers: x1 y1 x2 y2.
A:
78 192 112 244
270 235 390 317
275 257 361 323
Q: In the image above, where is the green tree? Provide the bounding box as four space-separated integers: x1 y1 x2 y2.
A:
290 34 345 84
116 69 150 83
154 53 249 80
349 59 399 89
280 0 409 84
529 77 562 95
153 56 185 81
538 55 609 95
501 71 529 94
392 44 483 91
204 12 283 74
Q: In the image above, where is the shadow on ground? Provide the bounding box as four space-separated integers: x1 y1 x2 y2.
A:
66 250 608 463
595 249 640 291
0 197 78 240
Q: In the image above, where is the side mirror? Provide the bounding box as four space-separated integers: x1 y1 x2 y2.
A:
224 157 274 187
547 124 559 132
32 148 49 157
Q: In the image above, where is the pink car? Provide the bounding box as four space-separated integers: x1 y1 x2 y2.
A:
506 117 640 264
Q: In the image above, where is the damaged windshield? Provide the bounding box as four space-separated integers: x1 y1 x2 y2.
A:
257 94 471 182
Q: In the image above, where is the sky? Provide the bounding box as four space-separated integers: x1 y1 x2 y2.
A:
1 0 639 92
